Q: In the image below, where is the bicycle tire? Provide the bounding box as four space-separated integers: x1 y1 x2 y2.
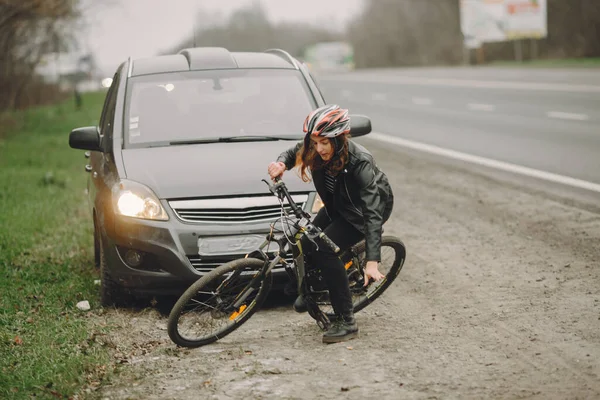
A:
310 235 406 316
167 258 271 348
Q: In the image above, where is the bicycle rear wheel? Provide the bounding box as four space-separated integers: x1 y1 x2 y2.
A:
310 235 406 316
167 258 271 348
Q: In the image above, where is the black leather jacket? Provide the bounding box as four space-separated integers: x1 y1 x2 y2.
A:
277 140 394 262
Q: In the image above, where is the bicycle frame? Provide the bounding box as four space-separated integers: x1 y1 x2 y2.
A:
229 178 333 326
230 216 309 309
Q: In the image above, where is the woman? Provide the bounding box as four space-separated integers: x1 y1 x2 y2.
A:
267 104 394 344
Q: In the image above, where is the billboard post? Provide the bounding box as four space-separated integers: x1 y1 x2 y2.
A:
515 39 523 62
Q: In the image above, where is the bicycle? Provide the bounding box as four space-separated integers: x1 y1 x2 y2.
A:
167 177 406 348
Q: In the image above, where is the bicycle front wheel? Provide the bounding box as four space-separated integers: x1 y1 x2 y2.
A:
167 258 271 348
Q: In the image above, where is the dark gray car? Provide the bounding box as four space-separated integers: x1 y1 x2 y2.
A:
69 47 372 305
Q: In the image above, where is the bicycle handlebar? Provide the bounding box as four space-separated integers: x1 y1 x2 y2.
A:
318 231 341 254
263 176 340 254
266 176 303 219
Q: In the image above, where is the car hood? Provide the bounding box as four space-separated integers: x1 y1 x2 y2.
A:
120 141 312 199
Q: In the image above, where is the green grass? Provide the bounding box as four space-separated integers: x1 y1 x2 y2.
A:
490 57 600 68
0 92 113 399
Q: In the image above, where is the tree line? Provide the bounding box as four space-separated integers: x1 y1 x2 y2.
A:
164 3 343 62
168 0 599 68
349 0 600 68
1 0 598 112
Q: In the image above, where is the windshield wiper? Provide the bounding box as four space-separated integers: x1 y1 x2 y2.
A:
169 136 301 145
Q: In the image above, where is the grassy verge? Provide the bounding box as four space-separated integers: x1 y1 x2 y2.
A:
490 57 600 68
0 92 113 399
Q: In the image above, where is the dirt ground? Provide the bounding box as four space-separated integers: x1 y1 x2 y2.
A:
89 137 600 400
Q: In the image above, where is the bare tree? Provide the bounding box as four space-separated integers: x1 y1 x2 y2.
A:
0 0 82 110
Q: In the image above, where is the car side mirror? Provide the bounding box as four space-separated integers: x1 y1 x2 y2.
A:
349 115 372 137
69 126 102 152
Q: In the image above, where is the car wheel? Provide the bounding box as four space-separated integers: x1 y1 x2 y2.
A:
98 233 128 307
93 217 100 270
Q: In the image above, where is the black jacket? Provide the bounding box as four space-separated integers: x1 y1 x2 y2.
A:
277 140 393 262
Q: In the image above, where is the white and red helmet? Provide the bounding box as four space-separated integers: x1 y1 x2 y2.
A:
303 104 351 138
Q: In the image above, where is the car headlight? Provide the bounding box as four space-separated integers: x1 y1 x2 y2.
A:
112 180 168 220
311 193 324 213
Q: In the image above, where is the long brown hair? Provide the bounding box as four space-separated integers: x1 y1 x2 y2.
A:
294 134 350 182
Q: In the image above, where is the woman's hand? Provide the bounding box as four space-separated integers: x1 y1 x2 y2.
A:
363 260 385 287
268 161 286 181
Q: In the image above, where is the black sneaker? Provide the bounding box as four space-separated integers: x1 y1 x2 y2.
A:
322 317 358 344
293 295 308 313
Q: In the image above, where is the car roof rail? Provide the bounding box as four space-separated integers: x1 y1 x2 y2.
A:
264 49 299 69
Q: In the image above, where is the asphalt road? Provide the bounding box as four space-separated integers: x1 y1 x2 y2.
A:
315 67 600 187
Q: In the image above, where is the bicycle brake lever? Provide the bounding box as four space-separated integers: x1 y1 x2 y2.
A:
262 178 282 198
304 226 321 251
261 178 273 191
306 234 320 251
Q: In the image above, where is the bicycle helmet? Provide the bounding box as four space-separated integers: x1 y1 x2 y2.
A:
303 104 351 138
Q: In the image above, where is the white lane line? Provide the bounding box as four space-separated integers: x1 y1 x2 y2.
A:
321 75 600 93
369 132 600 194
467 103 496 111
372 93 387 101
546 111 590 121
412 97 433 105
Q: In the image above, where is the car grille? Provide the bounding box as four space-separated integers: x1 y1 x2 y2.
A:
187 253 294 273
169 194 309 224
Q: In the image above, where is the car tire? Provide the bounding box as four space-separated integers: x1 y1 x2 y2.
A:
93 217 100 270
98 233 128 307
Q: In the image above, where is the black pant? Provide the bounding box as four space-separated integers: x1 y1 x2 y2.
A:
302 208 364 318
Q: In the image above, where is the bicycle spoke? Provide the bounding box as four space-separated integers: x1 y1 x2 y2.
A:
168 258 271 347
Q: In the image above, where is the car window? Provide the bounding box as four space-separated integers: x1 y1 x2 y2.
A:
123 69 316 148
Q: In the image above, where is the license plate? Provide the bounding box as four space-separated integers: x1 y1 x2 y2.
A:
197 234 277 256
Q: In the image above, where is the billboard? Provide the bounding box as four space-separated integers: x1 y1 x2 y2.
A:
504 0 548 39
460 0 547 47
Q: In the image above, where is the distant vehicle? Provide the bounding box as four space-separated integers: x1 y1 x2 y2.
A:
304 41 355 73
68 47 372 306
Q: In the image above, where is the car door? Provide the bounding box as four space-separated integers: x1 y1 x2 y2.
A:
89 68 122 220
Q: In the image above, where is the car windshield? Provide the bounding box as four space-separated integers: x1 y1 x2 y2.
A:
124 69 316 148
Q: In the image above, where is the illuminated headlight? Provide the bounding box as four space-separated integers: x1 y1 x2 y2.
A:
113 180 168 220
311 193 324 213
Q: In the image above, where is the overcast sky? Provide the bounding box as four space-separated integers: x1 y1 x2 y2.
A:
83 0 365 75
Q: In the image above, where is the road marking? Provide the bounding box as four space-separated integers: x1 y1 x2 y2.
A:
321 75 600 93
412 97 433 105
372 93 387 101
546 111 590 121
368 132 600 194
468 103 496 111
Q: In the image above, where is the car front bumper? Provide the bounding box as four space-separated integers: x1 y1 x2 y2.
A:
101 204 309 297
